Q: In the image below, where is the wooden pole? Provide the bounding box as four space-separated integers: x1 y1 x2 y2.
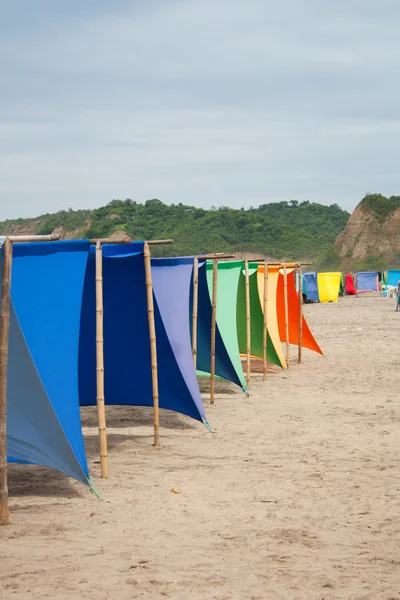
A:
283 266 290 368
144 242 160 446
9 234 60 243
297 264 303 364
95 242 108 479
0 238 12 525
263 262 268 381
90 238 173 246
192 257 199 368
245 260 251 388
210 260 218 405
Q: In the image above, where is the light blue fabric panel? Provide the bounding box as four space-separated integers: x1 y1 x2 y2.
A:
10 241 90 480
151 257 206 422
356 272 379 292
7 304 88 484
387 271 400 287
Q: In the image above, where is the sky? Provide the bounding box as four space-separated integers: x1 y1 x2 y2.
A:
1 0 400 219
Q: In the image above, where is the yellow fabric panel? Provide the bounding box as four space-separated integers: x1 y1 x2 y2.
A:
317 272 341 303
256 265 287 369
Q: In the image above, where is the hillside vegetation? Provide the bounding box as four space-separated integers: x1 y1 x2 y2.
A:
0 199 349 260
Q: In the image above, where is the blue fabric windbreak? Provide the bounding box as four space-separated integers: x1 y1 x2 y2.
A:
151 257 206 422
79 248 206 422
7 304 88 484
387 270 400 287
356 271 379 292
10 241 90 483
303 272 319 302
195 262 242 388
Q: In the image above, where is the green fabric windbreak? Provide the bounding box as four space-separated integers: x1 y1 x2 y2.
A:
237 266 284 369
205 261 246 389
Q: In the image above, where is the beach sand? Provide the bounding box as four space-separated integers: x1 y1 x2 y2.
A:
1 296 400 599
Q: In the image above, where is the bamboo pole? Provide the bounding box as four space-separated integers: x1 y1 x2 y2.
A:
146 239 174 246
9 234 60 243
210 259 218 405
0 238 12 525
95 242 108 478
283 265 290 368
297 264 303 364
245 260 251 388
90 238 173 246
192 257 199 368
263 262 268 381
144 242 160 446
240 260 312 267
199 253 235 260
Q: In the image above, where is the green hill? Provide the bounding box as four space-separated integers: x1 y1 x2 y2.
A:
0 198 349 260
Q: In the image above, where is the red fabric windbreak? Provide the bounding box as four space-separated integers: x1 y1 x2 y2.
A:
345 273 356 295
277 270 323 355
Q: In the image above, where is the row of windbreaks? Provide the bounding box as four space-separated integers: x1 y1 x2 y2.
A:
302 270 390 302
4 241 323 492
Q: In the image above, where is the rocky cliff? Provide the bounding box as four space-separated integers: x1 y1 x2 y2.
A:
332 194 400 271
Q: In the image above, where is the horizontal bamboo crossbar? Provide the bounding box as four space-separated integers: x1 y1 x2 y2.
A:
198 253 236 260
243 260 312 267
9 234 61 243
90 238 174 246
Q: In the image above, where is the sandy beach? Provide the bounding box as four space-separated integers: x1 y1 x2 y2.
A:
1 296 400 600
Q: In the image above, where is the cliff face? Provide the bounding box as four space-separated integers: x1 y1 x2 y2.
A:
333 195 400 270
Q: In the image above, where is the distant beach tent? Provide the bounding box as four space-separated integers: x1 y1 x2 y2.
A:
355 271 379 294
386 270 400 287
317 272 341 303
79 245 207 424
303 272 319 302
276 268 323 355
345 273 356 295
8 240 93 488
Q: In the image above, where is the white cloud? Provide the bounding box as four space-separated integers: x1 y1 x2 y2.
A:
1 0 400 218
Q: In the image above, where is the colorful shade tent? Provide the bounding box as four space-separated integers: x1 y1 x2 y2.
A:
79 245 207 424
238 263 285 369
194 261 244 389
345 273 356 295
204 261 246 389
7 240 92 488
303 272 319 302
275 268 323 356
386 270 400 287
355 271 379 293
317 272 341 303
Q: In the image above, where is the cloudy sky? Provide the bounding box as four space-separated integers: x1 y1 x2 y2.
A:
1 1 399 219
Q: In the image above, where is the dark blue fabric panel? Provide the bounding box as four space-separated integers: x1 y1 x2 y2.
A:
303 272 319 302
89 242 145 258
151 260 206 422
7 304 88 484
79 252 204 421
195 262 242 388
11 241 90 478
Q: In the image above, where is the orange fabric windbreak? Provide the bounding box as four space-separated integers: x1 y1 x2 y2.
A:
276 269 323 355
